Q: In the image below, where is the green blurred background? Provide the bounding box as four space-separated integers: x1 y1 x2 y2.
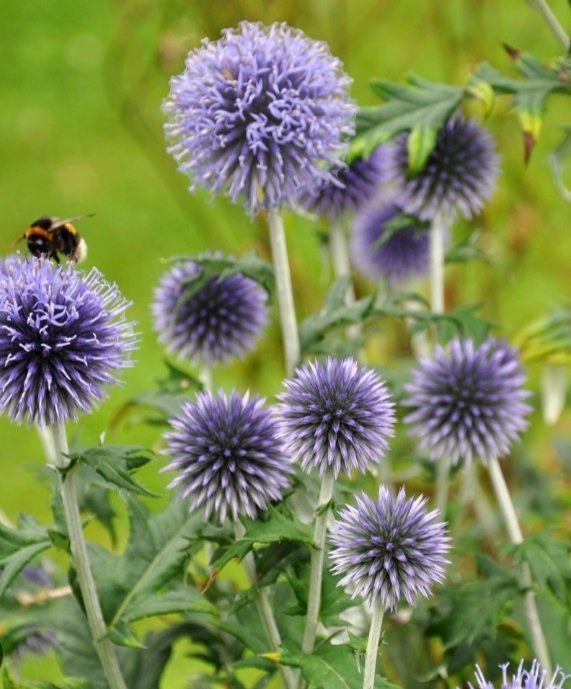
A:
1 0 570 683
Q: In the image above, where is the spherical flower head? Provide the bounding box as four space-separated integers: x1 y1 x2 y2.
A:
275 357 395 478
404 338 532 466
152 260 268 366
388 117 499 221
0 256 136 426
329 487 451 611
351 197 430 284
297 146 390 221
164 390 292 522
163 21 356 215
467 661 570 689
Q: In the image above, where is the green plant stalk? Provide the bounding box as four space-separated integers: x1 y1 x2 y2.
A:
330 219 356 304
429 214 446 317
527 0 570 51
41 424 128 689
430 214 452 514
486 456 552 676
234 521 296 689
267 209 300 376
435 454 451 517
363 602 385 689
301 471 336 656
199 364 212 392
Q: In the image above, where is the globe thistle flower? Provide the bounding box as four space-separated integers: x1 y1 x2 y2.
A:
275 358 395 478
466 661 569 689
351 198 430 284
164 21 356 215
329 487 451 611
297 147 390 221
388 117 499 221
152 260 268 366
404 339 532 466
0 256 135 426
164 390 292 522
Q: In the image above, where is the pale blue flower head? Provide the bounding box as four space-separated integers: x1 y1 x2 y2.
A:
0 256 135 426
329 487 451 611
164 21 356 214
404 338 532 465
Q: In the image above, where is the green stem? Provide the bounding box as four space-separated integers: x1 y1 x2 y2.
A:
435 455 451 516
363 602 385 689
486 456 552 676
329 219 356 304
301 471 335 655
199 364 212 392
234 521 295 689
267 209 300 376
527 0 570 52
429 214 446 317
43 424 128 689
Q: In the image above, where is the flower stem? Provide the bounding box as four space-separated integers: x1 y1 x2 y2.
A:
199 364 212 392
234 521 295 689
43 424 128 689
363 602 385 689
429 214 446 317
329 219 356 304
526 0 570 52
267 209 300 376
430 214 451 515
301 471 335 655
435 454 451 516
486 456 552 676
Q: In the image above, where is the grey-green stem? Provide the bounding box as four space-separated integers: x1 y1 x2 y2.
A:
430 214 451 514
330 219 356 305
233 521 295 689
527 0 570 52
267 209 300 376
42 424 128 689
435 454 451 516
363 602 385 689
429 214 446 317
487 456 552 676
301 471 336 656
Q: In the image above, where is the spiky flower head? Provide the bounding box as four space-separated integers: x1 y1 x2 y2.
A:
351 198 430 284
466 661 569 689
297 147 390 221
389 117 499 221
164 390 292 522
275 357 395 478
0 256 135 426
404 338 532 466
329 487 451 611
164 21 356 215
152 260 268 366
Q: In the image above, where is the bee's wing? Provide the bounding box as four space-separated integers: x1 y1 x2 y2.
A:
52 213 95 230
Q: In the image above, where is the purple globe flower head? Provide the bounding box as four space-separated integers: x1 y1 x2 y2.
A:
152 260 268 366
466 661 570 689
404 338 532 466
329 487 451 611
297 146 391 221
0 256 136 426
164 390 292 522
275 357 395 478
351 197 430 285
163 21 356 215
388 116 499 222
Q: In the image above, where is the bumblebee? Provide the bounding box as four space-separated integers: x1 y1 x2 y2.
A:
21 215 91 263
